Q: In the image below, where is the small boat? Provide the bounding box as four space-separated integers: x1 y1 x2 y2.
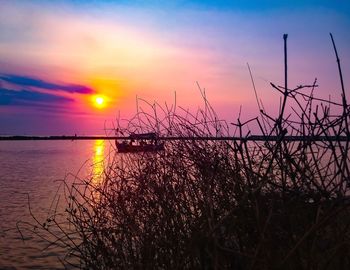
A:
116 132 164 153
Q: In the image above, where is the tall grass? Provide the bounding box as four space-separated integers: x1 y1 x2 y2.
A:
21 34 350 269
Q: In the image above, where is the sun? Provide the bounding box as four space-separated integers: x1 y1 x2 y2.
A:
96 96 104 105
93 95 106 109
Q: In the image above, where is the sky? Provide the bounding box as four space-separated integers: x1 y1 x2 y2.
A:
0 0 349 135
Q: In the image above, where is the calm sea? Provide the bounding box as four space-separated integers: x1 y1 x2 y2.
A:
0 140 114 269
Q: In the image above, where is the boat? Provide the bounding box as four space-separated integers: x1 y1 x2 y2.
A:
116 132 165 153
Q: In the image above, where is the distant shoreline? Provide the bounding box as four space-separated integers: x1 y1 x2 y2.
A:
0 135 349 141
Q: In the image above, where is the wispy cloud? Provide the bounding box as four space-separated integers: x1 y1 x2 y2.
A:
0 88 74 106
0 74 94 94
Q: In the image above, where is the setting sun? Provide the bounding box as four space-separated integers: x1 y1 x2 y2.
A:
93 95 106 109
96 96 104 105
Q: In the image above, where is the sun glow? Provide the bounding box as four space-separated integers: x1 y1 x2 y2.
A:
93 95 106 109
96 96 104 105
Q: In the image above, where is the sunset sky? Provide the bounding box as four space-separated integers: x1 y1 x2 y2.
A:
0 0 349 135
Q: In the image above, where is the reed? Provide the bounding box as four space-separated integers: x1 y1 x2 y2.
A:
20 34 350 269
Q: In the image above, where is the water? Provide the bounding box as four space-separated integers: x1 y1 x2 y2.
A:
0 140 114 269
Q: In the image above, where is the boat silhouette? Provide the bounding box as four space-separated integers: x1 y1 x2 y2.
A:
115 132 164 153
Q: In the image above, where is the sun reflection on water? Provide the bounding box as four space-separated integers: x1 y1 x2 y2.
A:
92 139 105 185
